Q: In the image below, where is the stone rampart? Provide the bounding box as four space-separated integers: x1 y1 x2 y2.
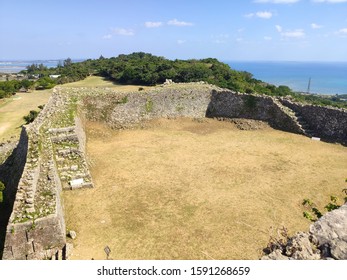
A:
2 88 93 259
81 84 304 136
280 99 347 144
2 83 346 259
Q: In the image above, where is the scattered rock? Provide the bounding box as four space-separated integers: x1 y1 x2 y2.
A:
262 203 347 260
261 249 290 260
68 230 77 240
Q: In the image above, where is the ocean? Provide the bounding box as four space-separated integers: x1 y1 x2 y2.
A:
227 61 347 95
1 60 346 95
0 59 84 74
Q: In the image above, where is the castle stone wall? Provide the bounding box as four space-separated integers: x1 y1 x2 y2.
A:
2 83 347 259
280 99 347 144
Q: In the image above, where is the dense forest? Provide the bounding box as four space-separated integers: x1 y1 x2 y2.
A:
1 52 346 108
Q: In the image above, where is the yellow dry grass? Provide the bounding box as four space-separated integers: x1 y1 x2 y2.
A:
63 118 347 260
60 76 152 92
0 89 52 141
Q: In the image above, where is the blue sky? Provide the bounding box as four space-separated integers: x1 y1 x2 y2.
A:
1 0 347 61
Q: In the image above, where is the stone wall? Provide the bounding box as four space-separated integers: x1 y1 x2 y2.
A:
280 99 347 144
206 90 304 134
2 83 347 259
2 88 93 260
81 83 304 136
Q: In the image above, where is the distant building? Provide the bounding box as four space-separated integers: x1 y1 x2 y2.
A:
30 74 40 79
19 86 28 92
49 74 61 79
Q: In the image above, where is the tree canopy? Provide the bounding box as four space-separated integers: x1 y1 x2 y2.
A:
1 52 346 108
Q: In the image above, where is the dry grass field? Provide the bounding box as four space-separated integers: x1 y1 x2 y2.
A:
0 89 51 141
63 118 347 260
60 76 151 92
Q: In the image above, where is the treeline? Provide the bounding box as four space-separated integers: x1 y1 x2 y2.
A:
0 80 34 99
17 52 293 96
71 52 295 96
1 52 346 108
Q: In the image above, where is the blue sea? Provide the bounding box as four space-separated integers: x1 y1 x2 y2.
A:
1 59 346 95
0 59 84 73
227 61 347 95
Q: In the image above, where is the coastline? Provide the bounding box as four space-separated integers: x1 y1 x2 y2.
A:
227 61 347 95
1 60 347 96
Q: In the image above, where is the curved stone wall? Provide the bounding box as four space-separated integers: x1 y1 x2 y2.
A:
2 83 346 259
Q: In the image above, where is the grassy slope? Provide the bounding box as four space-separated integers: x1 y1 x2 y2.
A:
60 76 151 92
0 89 52 141
0 76 149 141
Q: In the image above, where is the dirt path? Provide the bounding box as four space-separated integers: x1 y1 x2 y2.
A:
63 118 347 260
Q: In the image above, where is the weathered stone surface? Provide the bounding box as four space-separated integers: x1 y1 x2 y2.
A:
68 230 77 240
310 203 347 259
262 249 290 260
262 203 347 260
285 232 321 260
280 98 347 144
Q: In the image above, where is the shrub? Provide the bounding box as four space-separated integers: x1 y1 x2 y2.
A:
23 110 39 124
302 179 347 222
145 98 154 113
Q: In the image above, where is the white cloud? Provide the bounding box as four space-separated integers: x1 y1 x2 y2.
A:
245 11 273 19
282 29 305 38
112 28 135 36
144 21 163 28
212 34 230 44
102 34 112 39
245 13 255 18
254 0 300 3
236 38 244 42
311 23 323 29
336 28 347 36
264 36 273 40
167 19 193 26
312 0 347 3
256 11 273 19
275 25 283 32
275 25 305 38
177 40 186 44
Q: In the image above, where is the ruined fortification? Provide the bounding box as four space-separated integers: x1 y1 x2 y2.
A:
1 82 347 259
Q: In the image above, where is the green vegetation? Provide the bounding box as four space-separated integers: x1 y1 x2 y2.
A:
2 52 347 108
23 110 39 124
0 181 5 203
302 179 347 222
145 97 154 113
289 92 347 109
0 80 34 98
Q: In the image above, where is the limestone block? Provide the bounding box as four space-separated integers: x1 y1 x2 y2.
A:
68 230 77 240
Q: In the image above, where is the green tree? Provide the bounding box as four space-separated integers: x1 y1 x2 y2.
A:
64 57 72 67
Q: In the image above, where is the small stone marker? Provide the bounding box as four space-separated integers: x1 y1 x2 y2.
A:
69 178 84 189
68 230 77 240
311 137 321 141
104 246 111 260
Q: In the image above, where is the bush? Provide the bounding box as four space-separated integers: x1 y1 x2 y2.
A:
302 179 347 222
23 110 39 124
